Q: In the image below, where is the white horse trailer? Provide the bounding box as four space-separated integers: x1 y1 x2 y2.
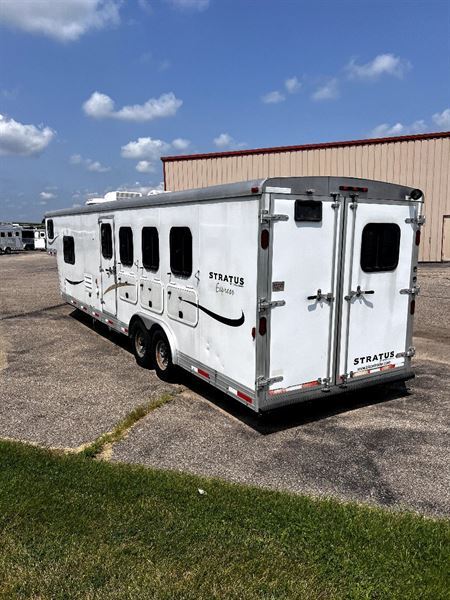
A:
45 177 424 412
0 224 23 254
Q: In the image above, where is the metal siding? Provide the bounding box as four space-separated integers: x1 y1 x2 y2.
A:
164 136 450 261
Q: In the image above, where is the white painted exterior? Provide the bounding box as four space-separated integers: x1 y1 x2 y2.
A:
46 177 422 412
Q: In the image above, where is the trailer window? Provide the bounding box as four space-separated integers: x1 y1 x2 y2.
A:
63 236 75 265
360 223 401 272
119 227 133 267
142 227 159 272
7 232 12 237
101 223 113 259
0 232 4 237
16 231 20 236
47 219 54 239
170 227 192 278
295 200 322 222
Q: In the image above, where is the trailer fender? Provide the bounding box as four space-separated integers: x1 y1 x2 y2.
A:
129 313 178 364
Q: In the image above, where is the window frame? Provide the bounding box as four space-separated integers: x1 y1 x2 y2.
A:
294 199 323 222
119 226 134 267
101 223 113 260
63 235 75 265
170 227 193 278
46 219 54 240
360 222 401 273
142 226 160 272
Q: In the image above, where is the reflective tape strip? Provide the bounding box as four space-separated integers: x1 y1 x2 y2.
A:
191 366 210 379
228 386 253 404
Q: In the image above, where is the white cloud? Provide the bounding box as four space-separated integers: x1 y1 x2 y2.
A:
432 108 450 129
312 78 339 101
370 120 427 137
40 191 56 200
347 53 411 80
285 76 301 93
82 91 182 122
136 160 155 173
0 114 55 156
166 0 209 10
0 0 121 42
213 133 246 150
70 153 110 172
261 90 285 104
172 137 190 150
137 0 152 15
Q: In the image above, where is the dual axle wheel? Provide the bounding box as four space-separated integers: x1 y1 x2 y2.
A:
130 321 175 382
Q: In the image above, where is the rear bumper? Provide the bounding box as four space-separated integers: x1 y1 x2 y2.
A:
259 367 415 412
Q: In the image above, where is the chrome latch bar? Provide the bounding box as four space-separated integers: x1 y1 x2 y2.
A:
396 347 416 359
405 216 426 225
345 285 375 301
260 210 289 224
307 289 334 302
256 375 283 390
400 286 420 296
258 298 286 311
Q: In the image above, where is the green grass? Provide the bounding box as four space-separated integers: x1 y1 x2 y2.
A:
0 440 448 599
80 393 175 459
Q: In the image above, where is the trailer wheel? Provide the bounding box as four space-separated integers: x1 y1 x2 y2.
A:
152 329 176 382
130 320 152 369
4 247 11 255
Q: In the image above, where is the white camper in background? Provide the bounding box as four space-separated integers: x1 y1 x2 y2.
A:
45 177 424 412
34 229 46 250
0 223 23 254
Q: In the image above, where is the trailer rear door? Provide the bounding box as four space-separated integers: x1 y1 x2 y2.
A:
337 197 417 382
267 195 341 394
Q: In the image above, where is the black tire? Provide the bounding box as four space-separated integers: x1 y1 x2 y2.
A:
130 320 152 369
152 329 176 382
4 247 11 255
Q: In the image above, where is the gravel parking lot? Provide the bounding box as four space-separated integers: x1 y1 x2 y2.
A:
1 253 449 516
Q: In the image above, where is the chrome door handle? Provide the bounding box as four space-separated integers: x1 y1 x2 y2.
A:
345 285 375 301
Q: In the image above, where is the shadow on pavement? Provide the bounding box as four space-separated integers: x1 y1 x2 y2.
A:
70 308 412 435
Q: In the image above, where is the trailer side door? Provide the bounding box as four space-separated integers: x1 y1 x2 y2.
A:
99 217 117 316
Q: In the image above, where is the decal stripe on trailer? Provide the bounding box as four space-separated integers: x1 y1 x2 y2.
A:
228 387 253 404
268 379 321 396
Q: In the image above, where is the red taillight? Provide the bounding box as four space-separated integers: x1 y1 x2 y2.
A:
339 185 368 193
251 186 259 194
259 316 267 336
251 326 256 340
198 368 210 379
410 299 416 315
261 229 269 249
415 230 421 245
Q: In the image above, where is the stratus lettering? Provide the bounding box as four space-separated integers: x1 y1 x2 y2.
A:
209 272 244 287
354 351 395 366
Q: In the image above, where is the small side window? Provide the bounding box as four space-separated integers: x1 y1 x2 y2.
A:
142 227 159 271
360 223 401 273
63 236 75 265
15 231 20 236
170 227 192 278
0 232 4 237
101 223 113 259
47 219 54 239
119 227 133 267
295 200 322 222
7 232 12 237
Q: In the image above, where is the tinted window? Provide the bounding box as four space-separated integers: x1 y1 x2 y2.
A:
16 231 20 236
119 227 133 267
101 223 113 259
361 223 401 272
295 200 322 222
7 232 12 237
0 232 4 237
63 236 75 265
47 219 54 239
170 227 192 277
142 227 159 271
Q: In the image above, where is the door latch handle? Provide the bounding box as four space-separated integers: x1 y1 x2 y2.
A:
307 289 334 302
345 285 375 300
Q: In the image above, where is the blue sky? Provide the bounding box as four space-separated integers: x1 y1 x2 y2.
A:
0 0 449 222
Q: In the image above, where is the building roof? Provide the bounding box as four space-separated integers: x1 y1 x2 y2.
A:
161 130 450 163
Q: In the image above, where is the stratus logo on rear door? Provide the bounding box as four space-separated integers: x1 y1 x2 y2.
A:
354 351 395 366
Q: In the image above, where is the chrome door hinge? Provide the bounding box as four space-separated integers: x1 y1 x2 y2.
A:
405 216 426 225
260 209 289 224
330 192 341 208
258 298 286 311
400 285 420 296
349 194 358 209
319 377 331 392
396 346 416 359
256 375 283 390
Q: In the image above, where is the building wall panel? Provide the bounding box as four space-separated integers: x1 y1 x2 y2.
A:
164 135 450 262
